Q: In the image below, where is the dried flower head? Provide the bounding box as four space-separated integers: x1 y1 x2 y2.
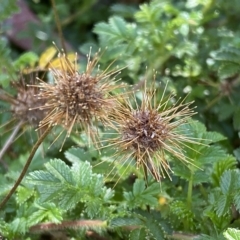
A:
105 79 198 182
35 49 123 150
0 75 46 162
0 75 46 129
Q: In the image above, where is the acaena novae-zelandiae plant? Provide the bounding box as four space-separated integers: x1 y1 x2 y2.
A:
33 49 125 151
0 49 125 209
102 78 200 183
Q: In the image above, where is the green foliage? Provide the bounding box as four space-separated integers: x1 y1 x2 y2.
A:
0 0 18 22
224 228 240 240
26 158 114 218
123 179 160 209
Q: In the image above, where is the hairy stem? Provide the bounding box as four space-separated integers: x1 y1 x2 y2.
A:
29 220 107 232
187 172 193 209
0 126 52 209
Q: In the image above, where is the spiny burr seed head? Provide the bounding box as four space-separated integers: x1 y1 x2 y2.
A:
0 76 46 128
50 72 106 124
122 110 168 153
108 81 197 181
36 51 122 148
12 85 46 127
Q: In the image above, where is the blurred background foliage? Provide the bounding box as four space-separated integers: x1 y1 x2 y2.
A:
1 0 240 239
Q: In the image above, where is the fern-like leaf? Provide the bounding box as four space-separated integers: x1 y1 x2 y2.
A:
26 159 114 216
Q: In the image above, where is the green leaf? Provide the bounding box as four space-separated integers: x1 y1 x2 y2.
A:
13 52 39 70
233 192 240 212
129 228 148 240
215 51 240 65
45 159 74 184
133 179 145 196
135 1 162 23
224 228 240 240
110 217 143 228
218 63 240 79
145 218 167 240
220 170 240 195
212 156 237 187
26 170 61 186
16 186 35 205
26 159 114 214
170 200 194 229
124 180 160 208
94 16 130 45
28 203 62 226
0 0 18 21
234 147 240 162
214 194 230 217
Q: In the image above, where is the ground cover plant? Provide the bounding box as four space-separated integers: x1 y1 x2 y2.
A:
1 0 240 239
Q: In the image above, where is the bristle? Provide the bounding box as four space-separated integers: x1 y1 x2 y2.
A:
104 79 200 182
0 74 47 160
35 51 124 149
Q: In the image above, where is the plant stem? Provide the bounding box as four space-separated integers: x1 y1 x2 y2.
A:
0 121 23 169
29 220 107 232
185 171 193 230
0 126 52 210
187 172 193 209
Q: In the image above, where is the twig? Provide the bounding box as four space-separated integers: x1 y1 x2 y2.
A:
29 220 107 232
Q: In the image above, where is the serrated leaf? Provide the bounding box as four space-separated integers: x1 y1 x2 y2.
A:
109 16 127 37
220 170 240 194
212 156 237 186
215 51 240 65
28 203 62 226
234 147 240 162
94 16 130 46
224 228 240 240
145 219 166 240
133 179 145 196
26 159 113 215
16 186 35 205
129 228 147 240
214 194 230 217
65 150 81 164
233 192 240 212
124 180 159 208
111 217 143 228
36 185 63 202
170 200 194 229
45 159 74 184
197 145 227 165
26 170 61 185
218 63 240 79
72 161 92 187
203 131 226 143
